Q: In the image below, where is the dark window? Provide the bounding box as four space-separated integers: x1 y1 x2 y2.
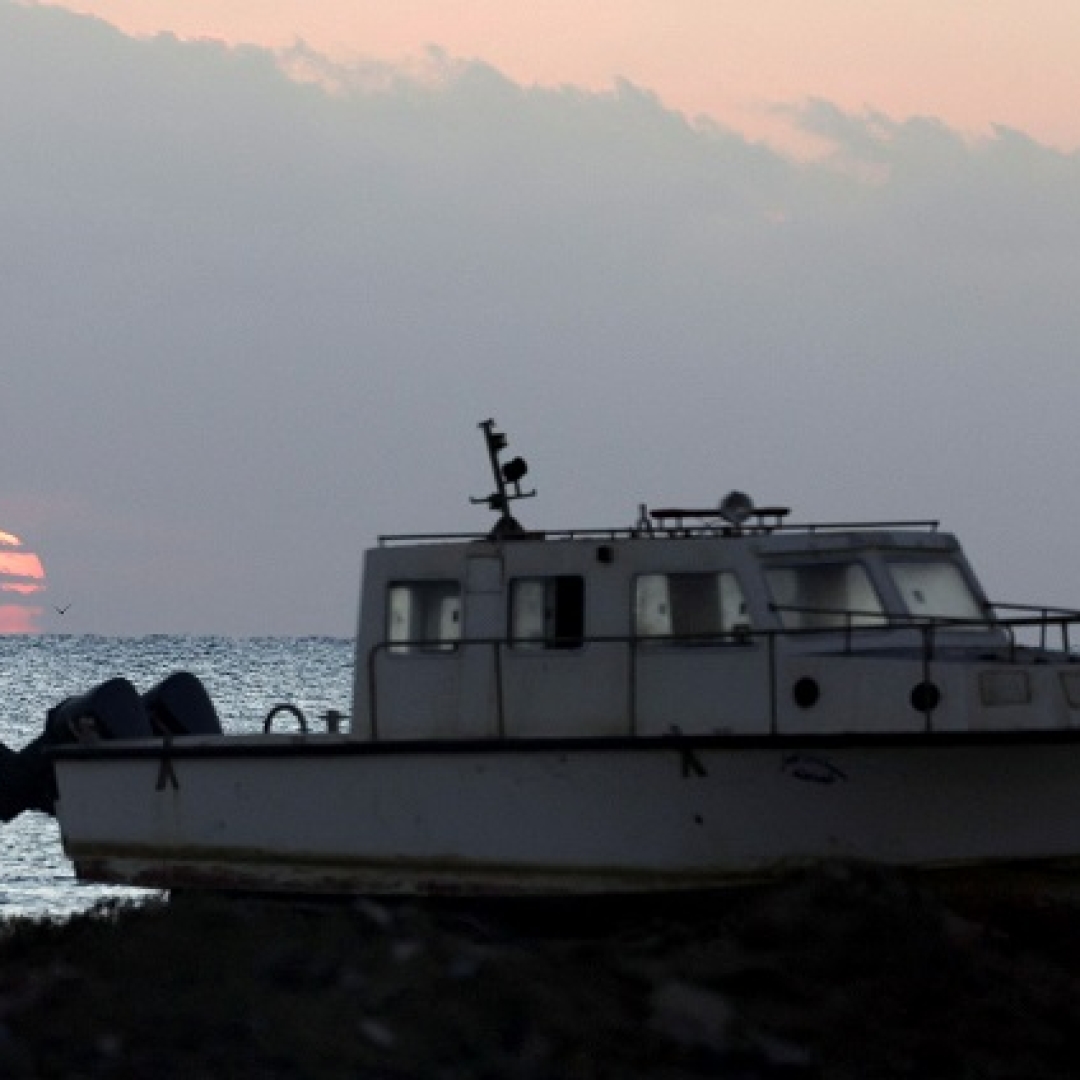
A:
510 576 585 649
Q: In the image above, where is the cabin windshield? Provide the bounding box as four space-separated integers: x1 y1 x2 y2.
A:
766 562 885 629
887 560 986 624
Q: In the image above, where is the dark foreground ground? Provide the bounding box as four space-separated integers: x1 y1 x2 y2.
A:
3 865 1080 1078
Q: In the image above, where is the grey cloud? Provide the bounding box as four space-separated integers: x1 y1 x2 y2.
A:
1 3 1078 634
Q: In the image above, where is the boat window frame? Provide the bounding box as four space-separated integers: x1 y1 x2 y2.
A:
885 557 989 626
633 570 752 646
764 558 887 630
385 579 463 654
508 574 586 650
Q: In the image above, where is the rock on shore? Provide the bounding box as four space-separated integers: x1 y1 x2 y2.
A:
1 864 1080 1078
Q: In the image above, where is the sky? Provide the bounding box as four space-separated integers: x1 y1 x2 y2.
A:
43 0 1080 152
2 1 1080 636
0 531 46 632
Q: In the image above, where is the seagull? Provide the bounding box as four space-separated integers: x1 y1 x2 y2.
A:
54 603 72 616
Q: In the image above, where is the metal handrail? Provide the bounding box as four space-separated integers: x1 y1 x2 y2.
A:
991 601 1080 617
377 518 945 546
990 602 1080 653
364 608 1080 741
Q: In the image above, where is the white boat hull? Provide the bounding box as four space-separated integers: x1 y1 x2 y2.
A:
53 733 1080 895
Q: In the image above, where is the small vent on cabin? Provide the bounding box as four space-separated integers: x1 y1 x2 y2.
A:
979 670 1031 707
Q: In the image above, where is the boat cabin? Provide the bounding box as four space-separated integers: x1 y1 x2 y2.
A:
352 422 1074 744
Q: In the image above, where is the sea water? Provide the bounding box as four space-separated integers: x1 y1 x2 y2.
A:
0 635 353 919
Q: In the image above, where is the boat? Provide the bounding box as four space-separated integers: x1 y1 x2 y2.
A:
6 420 1080 897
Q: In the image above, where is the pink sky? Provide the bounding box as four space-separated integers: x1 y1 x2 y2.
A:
0 541 45 633
47 0 1080 149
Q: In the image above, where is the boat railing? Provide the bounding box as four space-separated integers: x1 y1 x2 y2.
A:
770 601 1080 660
377 518 944 545
989 602 1080 654
645 512 941 536
364 606 1080 740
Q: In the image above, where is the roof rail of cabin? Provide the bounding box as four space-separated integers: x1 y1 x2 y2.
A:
645 509 940 536
376 518 942 546
645 489 939 535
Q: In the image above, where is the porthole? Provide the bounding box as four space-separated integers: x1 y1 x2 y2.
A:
792 677 820 709
910 681 941 713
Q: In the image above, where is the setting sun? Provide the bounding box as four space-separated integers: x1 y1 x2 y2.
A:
0 531 46 633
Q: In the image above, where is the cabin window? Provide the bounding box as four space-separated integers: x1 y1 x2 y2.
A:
634 572 749 642
510 576 585 649
888 561 986 623
767 562 885 629
386 581 461 652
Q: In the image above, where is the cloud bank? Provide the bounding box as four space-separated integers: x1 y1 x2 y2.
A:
2 3 1079 634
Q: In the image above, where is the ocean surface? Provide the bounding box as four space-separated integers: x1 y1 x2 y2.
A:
0 635 353 920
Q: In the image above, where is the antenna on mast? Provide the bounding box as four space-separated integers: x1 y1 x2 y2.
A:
470 419 536 535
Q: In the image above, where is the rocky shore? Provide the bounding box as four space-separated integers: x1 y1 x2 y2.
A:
2 865 1080 1078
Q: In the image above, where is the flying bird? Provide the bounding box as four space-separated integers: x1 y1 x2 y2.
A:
54 603 72 616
